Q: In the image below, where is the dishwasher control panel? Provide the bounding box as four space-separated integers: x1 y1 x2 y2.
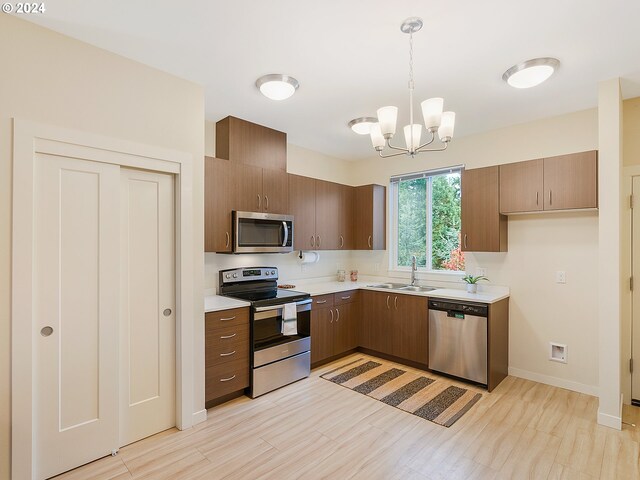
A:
428 299 488 317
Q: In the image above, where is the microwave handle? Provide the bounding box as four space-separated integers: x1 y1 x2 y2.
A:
282 221 289 247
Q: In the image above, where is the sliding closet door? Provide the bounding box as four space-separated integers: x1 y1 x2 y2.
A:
33 154 120 480
119 168 176 446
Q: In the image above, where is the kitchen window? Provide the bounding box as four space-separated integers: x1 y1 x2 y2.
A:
389 166 464 272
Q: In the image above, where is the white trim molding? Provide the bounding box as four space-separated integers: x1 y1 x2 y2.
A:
192 409 208 425
11 119 195 479
508 367 599 397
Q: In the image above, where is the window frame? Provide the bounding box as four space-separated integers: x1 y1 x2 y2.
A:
388 166 465 275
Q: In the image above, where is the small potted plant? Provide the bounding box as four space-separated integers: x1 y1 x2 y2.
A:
462 274 488 294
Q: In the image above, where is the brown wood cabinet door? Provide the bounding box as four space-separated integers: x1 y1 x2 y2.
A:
315 180 341 250
216 116 287 171
311 307 334 364
334 302 358 355
204 157 233 252
355 185 386 250
339 185 355 249
543 151 598 211
461 167 507 252
360 291 392 354
499 159 544 213
262 168 289 214
233 163 263 212
392 294 428 364
288 174 317 250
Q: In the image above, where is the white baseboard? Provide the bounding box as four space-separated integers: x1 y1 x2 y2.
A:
598 410 622 430
508 367 599 396
192 409 207 425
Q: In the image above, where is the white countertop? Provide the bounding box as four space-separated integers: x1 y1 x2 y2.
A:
204 277 509 312
204 295 251 313
289 278 509 304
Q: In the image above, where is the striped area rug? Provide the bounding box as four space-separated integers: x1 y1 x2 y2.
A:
321 358 482 427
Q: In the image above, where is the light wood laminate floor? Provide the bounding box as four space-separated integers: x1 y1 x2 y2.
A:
54 353 640 479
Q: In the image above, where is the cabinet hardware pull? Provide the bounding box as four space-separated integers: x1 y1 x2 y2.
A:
220 350 236 357
341 295 351 300
316 235 321 247
220 316 236 322
225 231 230 248
536 191 539 205
394 296 398 309
336 308 340 321
548 190 552 205
264 195 269 211
386 295 390 309
311 235 315 247
220 333 237 339
463 234 468 249
257 194 261 210
368 235 372 248
220 375 236 382
316 300 327 304
340 235 344 248
330 309 334 323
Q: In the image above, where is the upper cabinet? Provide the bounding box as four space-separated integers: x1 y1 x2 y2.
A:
499 150 597 214
216 116 287 171
355 185 386 250
461 166 508 252
205 156 233 253
233 164 289 214
288 175 358 251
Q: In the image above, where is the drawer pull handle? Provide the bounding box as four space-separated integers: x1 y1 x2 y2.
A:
220 350 236 357
220 375 236 382
341 295 351 300
220 333 237 339
220 316 236 321
316 300 327 304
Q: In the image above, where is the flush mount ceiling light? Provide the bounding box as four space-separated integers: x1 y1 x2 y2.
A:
256 74 299 100
502 58 560 89
368 17 455 158
348 117 378 135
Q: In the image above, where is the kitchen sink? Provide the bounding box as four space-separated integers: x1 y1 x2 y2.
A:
398 285 437 292
369 283 410 289
368 283 436 292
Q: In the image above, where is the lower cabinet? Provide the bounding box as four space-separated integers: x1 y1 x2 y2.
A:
360 290 428 365
311 291 359 364
205 307 250 406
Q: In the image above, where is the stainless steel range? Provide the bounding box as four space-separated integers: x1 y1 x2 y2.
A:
219 267 311 397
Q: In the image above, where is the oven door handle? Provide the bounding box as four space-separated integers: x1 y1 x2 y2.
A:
254 298 312 314
282 221 289 247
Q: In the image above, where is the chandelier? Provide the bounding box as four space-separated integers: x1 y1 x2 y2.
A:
369 17 455 158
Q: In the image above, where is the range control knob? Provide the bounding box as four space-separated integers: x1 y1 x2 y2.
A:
225 273 231 279
271 270 276 275
265 271 270 276
233 273 238 278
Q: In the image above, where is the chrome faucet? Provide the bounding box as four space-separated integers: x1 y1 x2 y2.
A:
410 255 417 286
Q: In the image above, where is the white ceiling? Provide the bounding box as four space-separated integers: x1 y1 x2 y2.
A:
19 0 640 159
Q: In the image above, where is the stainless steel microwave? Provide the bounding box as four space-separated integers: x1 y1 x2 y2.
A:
232 211 294 253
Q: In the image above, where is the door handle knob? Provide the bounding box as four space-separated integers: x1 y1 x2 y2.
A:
40 326 53 337
163 308 172 317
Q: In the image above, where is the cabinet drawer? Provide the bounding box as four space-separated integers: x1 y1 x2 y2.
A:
334 290 359 305
311 294 334 310
205 307 249 329
205 358 249 400
206 324 249 367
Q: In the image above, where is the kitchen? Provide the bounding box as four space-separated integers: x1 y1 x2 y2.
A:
2 2 640 479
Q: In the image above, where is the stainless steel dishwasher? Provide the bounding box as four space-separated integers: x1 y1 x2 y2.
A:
428 298 488 385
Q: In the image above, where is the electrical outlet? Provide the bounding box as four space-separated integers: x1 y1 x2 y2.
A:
476 267 487 277
549 342 567 363
556 270 566 284
374 263 380 272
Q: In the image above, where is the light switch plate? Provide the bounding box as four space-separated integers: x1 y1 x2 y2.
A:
477 267 487 277
556 270 566 284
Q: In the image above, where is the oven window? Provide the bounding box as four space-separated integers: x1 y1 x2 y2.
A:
253 311 310 350
237 218 284 247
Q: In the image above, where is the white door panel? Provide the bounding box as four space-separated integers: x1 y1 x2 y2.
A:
34 154 120 479
119 168 175 446
633 176 640 401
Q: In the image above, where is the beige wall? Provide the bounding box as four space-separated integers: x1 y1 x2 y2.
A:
0 15 204 478
349 108 600 393
624 97 640 166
